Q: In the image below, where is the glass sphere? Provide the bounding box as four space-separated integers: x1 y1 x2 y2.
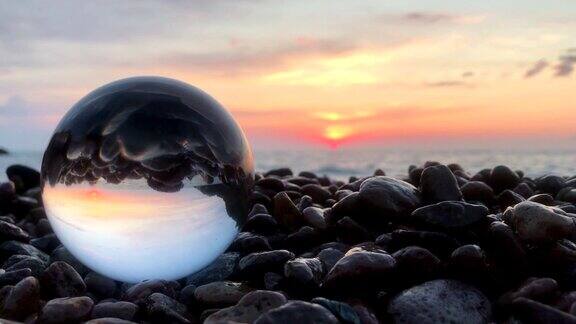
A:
41 76 254 283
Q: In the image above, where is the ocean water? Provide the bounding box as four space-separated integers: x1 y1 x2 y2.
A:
1 148 576 182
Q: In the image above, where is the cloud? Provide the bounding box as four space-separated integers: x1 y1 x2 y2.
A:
401 12 485 25
161 37 356 76
554 49 576 77
524 59 549 78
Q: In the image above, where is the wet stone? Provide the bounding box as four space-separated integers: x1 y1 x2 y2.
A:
419 164 463 203
311 297 361 324
85 272 118 299
0 221 30 243
194 281 253 307
185 252 240 287
145 292 190 324
205 290 287 324
122 280 177 306
238 250 295 276
509 201 575 242
387 279 492 324
41 261 86 298
0 276 40 321
254 300 338 324
91 301 138 321
0 241 48 263
410 201 489 231
37 296 94 324
357 176 420 222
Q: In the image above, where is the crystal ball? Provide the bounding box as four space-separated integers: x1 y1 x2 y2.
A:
41 76 254 283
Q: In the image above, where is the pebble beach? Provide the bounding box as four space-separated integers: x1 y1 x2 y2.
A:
2 162 576 323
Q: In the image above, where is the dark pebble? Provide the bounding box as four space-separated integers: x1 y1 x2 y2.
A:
254 300 338 324
41 261 86 298
205 290 287 324
91 301 138 321
419 164 463 203
37 296 94 324
411 201 488 230
185 252 240 287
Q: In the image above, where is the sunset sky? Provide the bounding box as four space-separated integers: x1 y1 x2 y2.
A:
0 1 575 150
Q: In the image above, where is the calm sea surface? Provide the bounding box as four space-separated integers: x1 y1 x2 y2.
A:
2 148 576 182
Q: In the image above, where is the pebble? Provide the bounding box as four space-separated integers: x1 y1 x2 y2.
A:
122 280 177 306
205 290 287 324
92 301 138 321
419 164 463 203
411 201 488 230
302 207 327 230
4 255 47 278
85 318 138 324
238 250 295 276
322 250 396 292
489 165 520 193
357 176 420 221
85 272 118 299
311 297 361 324
0 220 30 242
254 300 339 324
392 246 441 282
536 174 566 196
41 261 86 298
273 192 304 230
284 257 324 287
185 252 239 286
461 181 495 204
0 240 49 263
193 281 253 307
0 276 40 321
6 165 40 193
510 201 575 242
511 297 576 323
387 279 492 324
145 292 190 323
50 246 89 276
37 296 94 324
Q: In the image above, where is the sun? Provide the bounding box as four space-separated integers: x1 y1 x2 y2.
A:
323 125 353 148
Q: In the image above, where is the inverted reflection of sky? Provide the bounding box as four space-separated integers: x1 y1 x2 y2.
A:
43 179 238 283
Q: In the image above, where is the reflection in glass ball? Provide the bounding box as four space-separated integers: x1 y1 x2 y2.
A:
41 76 254 283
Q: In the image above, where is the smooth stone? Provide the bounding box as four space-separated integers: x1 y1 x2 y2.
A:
273 192 304 230
500 278 558 305
0 221 30 242
302 207 327 230
0 276 40 321
230 232 272 255
37 296 94 324
263 272 283 291
461 181 495 205
205 290 287 324
264 168 293 177
284 257 324 286
317 248 344 273
145 292 190 323
85 272 118 299
536 175 566 196
528 193 556 206
322 250 396 292
254 301 338 324
256 177 286 192
30 234 61 254
6 165 40 193
449 244 488 274
91 301 138 321
498 189 525 209
185 252 240 286
4 255 47 278
489 165 520 193
177 284 196 308
288 177 319 187
248 204 269 218
238 250 295 276
50 246 89 276
301 184 331 203
285 226 322 253
411 201 489 230
513 182 535 199
392 246 441 282
511 297 576 323
41 261 86 298
419 165 462 203
243 213 278 234
194 281 253 307
122 280 177 306
387 279 492 324
311 297 361 324
510 201 575 242
358 176 420 221
0 268 32 286
0 241 48 263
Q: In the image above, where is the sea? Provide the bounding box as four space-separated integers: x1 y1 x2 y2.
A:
2 148 576 182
